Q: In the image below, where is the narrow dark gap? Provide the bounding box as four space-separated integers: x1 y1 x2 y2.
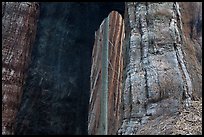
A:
15 2 125 135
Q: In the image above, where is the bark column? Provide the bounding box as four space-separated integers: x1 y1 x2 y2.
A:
88 11 124 135
2 2 39 135
99 15 109 135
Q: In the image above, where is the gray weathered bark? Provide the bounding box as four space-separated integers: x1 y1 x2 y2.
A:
118 2 194 134
99 16 109 135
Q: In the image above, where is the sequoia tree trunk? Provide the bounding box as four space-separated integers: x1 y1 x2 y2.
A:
88 11 124 135
2 2 201 135
118 2 202 135
2 2 39 135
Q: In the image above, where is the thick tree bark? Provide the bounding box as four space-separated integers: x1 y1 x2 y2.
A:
88 11 124 135
118 2 201 135
2 2 201 135
2 2 39 135
178 2 202 99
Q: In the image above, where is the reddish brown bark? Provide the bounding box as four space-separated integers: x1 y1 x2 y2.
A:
2 2 39 135
88 11 124 135
179 2 202 99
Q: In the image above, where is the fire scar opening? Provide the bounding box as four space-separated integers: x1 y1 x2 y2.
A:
15 2 125 135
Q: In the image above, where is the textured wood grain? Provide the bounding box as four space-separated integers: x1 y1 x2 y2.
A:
88 11 124 135
2 2 39 135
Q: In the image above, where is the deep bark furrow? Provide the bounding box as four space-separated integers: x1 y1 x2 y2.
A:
118 2 197 135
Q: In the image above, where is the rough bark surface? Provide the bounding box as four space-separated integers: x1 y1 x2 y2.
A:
118 2 201 135
88 11 124 135
178 2 202 99
2 2 201 135
2 2 39 135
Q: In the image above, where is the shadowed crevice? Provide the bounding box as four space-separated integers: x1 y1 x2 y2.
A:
15 2 125 135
